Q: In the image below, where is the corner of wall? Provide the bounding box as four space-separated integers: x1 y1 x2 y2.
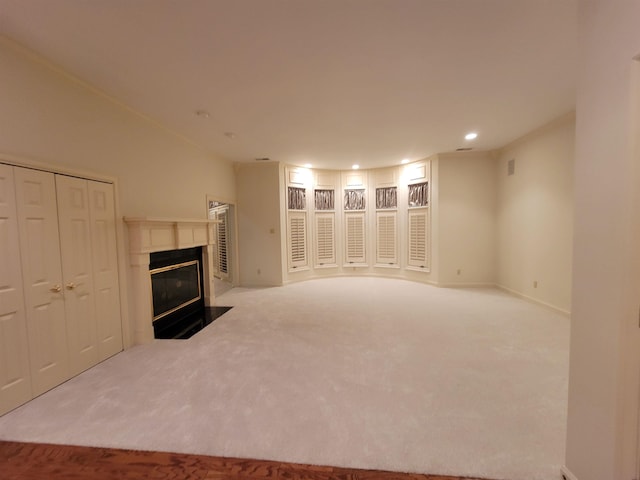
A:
494 112 575 313
561 465 579 480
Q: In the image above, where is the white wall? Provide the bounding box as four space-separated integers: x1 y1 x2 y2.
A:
0 36 236 345
235 162 283 287
496 115 575 313
437 152 497 286
565 1 640 479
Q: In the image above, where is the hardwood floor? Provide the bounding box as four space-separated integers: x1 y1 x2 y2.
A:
0 441 489 480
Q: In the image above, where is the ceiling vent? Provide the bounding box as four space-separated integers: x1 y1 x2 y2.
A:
255 157 271 161
456 147 473 151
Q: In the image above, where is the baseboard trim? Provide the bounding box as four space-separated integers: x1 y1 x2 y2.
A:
437 282 496 288
561 465 578 480
496 284 571 316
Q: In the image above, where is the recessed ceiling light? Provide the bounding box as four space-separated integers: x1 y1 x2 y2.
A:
352 164 360 170
465 132 478 140
401 158 410 164
303 163 312 168
195 110 210 118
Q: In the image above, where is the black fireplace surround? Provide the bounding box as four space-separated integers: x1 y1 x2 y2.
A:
150 247 231 339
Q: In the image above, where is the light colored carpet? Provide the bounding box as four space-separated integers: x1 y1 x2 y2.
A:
0 277 569 480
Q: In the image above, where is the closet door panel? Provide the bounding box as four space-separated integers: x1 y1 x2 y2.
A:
0 165 32 415
14 167 69 396
55 175 98 375
88 181 122 361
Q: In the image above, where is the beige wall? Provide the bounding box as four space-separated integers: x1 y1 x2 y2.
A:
496 115 575 313
437 152 497 286
0 37 235 218
274 140 570 296
235 162 283 287
0 36 236 345
565 1 640 479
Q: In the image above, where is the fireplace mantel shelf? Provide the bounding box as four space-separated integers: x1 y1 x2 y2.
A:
124 216 220 225
124 216 219 255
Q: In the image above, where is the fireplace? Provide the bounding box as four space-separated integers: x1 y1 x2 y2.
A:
124 217 220 344
150 247 205 339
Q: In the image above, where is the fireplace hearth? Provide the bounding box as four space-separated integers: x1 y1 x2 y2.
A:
154 305 233 339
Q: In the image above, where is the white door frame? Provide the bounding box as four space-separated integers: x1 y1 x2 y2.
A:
206 194 238 288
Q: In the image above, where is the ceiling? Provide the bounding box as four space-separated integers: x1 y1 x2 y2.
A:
0 0 577 170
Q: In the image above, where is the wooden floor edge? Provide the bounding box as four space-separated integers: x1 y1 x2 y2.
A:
0 440 493 480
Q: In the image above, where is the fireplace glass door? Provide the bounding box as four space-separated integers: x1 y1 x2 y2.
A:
151 260 202 321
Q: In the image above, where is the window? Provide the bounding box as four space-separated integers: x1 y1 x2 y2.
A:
408 208 429 269
315 213 336 266
376 187 397 209
287 185 308 270
288 187 306 210
345 212 366 264
216 208 229 277
315 189 334 210
287 212 307 269
344 189 366 210
376 211 397 265
408 182 428 207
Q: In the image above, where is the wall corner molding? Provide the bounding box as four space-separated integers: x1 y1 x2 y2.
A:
496 284 571 316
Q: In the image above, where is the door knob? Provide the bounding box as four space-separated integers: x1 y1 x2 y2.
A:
65 282 76 290
50 284 62 293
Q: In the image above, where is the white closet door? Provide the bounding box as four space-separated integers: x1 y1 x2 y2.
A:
88 181 122 361
56 175 98 375
14 167 69 396
0 165 32 415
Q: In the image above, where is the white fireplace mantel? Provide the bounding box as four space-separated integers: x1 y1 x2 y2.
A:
124 217 219 344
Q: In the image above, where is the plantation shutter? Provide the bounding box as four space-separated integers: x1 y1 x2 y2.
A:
345 212 366 264
408 208 429 268
376 211 397 265
315 213 336 266
217 209 229 277
288 212 307 269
